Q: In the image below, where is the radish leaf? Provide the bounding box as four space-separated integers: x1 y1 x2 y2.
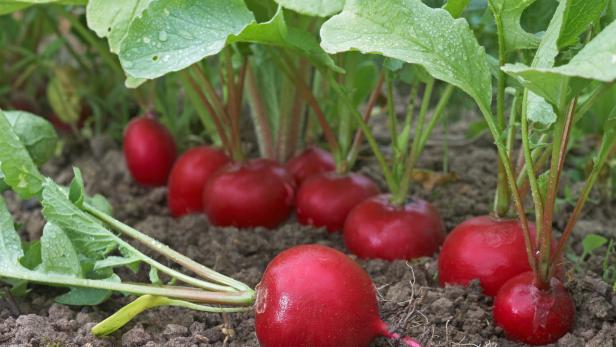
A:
320 0 492 111
228 6 341 72
69 167 85 208
41 179 117 259
488 0 540 53
40 223 82 276
503 19 616 103
86 0 153 54
273 0 344 17
118 0 254 80
444 0 470 18
0 110 44 199
3 111 58 166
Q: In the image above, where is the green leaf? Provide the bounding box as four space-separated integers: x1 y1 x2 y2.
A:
55 274 120 306
39 223 82 277
0 110 44 199
558 0 608 49
0 196 25 269
41 179 117 259
87 194 113 216
504 19 616 99
118 0 254 80
444 0 470 18
582 234 608 254
0 0 86 15
503 0 615 114
86 0 154 53
273 0 344 17
321 0 492 111
19 240 41 270
3 111 58 166
228 6 341 72
488 0 540 52
94 255 140 273
149 266 162 285
69 167 85 208
527 93 557 125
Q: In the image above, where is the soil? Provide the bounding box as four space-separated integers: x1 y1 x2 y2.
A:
1 127 614 347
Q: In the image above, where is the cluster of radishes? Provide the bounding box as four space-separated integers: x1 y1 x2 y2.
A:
123 115 571 346
124 115 446 262
439 217 572 345
123 115 432 346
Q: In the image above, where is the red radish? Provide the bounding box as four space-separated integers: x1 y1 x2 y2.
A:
167 146 230 217
285 147 336 185
255 244 421 347
123 116 177 187
344 194 445 260
438 216 541 296
202 159 295 228
493 271 574 345
296 172 379 232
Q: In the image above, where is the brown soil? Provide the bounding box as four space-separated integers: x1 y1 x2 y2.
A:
1 131 614 347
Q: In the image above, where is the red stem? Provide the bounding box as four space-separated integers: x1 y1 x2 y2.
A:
224 49 244 160
282 59 309 162
346 72 385 164
540 98 577 283
192 64 228 126
246 63 275 159
374 320 422 347
278 54 340 158
183 70 232 152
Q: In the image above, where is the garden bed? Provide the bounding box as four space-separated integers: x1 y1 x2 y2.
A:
1 132 614 347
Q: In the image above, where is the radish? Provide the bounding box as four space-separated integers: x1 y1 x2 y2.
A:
285 147 335 185
123 116 177 187
438 216 537 296
296 172 379 232
344 194 445 260
202 159 295 228
167 146 230 217
255 244 421 347
493 271 574 345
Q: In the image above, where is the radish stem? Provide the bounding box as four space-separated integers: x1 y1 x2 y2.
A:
493 10 511 218
346 73 385 166
84 203 252 292
328 77 397 192
92 295 252 337
246 62 275 159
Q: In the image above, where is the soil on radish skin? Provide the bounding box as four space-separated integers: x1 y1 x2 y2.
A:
1 132 614 347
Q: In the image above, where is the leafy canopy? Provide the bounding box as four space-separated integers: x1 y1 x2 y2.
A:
320 0 492 110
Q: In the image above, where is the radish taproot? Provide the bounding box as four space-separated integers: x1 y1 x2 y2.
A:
123 116 177 187
255 244 421 347
438 216 538 296
285 147 335 185
344 195 445 260
296 172 379 232
202 159 295 228
167 146 230 217
493 271 574 345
